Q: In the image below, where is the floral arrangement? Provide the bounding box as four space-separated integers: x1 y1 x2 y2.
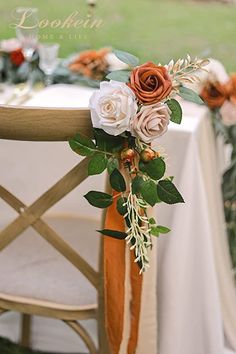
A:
0 38 41 84
62 47 128 87
69 50 207 272
0 38 25 81
200 73 236 270
0 41 128 87
68 48 110 81
200 73 236 126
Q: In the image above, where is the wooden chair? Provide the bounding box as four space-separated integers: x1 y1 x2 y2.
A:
0 105 110 354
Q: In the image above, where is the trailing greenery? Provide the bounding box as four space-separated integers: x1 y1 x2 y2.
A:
70 127 185 272
211 112 236 271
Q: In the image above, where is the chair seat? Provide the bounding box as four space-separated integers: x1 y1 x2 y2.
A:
0 216 100 307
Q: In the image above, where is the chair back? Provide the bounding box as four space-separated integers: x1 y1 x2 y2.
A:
0 104 100 287
0 105 92 141
0 104 110 354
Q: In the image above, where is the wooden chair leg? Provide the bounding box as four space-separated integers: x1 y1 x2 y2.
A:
97 287 110 354
64 320 98 354
97 241 110 354
20 314 32 347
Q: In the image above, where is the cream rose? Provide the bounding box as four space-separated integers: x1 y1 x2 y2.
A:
131 103 170 143
220 101 236 126
89 81 138 136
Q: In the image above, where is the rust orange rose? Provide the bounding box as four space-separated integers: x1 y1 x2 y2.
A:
200 82 228 109
10 49 24 66
226 74 236 104
128 62 172 105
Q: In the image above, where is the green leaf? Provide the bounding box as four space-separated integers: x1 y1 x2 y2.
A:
157 180 184 204
140 180 158 207
117 197 128 215
88 153 108 176
84 191 113 208
150 227 160 237
69 133 97 156
156 225 171 234
132 176 144 195
144 158 166 180
107 156 119 174
93 128 125 153
97 229 127 239
113 49 140 67
139 160 146 172
151 225 171 237
149 217 156 225
166 99 183 124
178 86 204 105
110 169 126 192
106 70 131 82
125 216 131 229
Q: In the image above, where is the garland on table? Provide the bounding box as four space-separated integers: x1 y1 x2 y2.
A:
69 50 208 272
0 39 127 88
0 38 42 84
55 47 128 87
68 48 110 80
201 74 236 271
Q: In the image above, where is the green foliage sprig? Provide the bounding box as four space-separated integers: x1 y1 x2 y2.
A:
70 129 184 272
211 111 236 271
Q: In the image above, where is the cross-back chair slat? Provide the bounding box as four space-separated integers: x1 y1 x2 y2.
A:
0 105 93 141
0 185 99 288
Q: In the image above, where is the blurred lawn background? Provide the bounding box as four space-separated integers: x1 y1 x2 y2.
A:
0 0 236 71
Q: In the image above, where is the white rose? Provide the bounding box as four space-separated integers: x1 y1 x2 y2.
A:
0 38 21 53
89 80 138 136
131 103 170 143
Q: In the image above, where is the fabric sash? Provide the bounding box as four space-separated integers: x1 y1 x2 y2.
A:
104 191 143 354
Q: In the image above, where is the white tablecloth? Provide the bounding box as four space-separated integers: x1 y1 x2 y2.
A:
0 84 236 354
156 102 236 354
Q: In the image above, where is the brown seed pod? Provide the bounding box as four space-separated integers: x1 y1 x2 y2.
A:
140 148 156 162
120 148 135 163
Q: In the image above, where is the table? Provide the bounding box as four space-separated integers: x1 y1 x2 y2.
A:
0 84 235 354
156 101 236 354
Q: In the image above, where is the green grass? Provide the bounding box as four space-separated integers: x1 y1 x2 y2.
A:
0 337 41 354
0 336 85 354
0 0 236 70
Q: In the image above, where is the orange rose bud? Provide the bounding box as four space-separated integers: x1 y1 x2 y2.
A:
120 148 135 163
128 62 172 105
140 148 156 162
200 82 228 109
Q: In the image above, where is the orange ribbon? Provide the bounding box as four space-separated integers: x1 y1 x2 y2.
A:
104 192 143 354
